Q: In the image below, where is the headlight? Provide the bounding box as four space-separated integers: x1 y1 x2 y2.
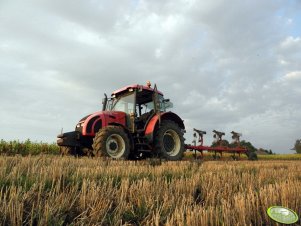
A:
76 123 83 128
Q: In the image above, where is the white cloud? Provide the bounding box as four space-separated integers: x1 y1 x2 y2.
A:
284 71 301 80
280 36 301 49
286 18 293 25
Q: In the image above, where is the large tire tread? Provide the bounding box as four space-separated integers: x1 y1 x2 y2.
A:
92 126 130 159
154 120 185 161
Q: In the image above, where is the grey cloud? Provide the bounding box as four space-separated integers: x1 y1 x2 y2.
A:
0 0 300 153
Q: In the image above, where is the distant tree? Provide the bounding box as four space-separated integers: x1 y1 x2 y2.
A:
258 148 273 154
293 139 301 154
262 149 269 154
240 140 257 153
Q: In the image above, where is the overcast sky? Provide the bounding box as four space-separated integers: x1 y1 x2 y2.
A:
0 0 300 153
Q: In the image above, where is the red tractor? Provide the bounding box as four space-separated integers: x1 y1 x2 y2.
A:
57 82 185 160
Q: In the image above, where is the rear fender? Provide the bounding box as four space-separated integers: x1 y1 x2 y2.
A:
144 112 185 142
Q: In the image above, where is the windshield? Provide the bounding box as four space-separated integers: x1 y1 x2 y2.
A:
110 93 135 114
140 95 173 114
107 92 173 114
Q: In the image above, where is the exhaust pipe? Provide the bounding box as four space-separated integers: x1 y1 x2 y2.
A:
102 93 107 111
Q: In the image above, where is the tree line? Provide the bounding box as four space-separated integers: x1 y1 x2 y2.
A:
211 140 273 154
293 139 301 154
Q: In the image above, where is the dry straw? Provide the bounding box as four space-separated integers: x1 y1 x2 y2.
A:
0 156 300 225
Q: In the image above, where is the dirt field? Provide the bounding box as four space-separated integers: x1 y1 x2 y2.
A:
0 156 300 225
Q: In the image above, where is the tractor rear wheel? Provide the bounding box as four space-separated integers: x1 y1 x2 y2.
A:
92 126 130 159
154 120 185 160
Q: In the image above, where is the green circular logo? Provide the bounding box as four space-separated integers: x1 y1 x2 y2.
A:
267 206 299 224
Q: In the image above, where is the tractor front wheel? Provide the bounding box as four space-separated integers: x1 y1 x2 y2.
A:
60 146 73 156
60 146 84 156
92 126 130 159
154 120 185 161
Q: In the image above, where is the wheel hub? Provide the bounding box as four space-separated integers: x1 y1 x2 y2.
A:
163 134 175 152
106 134 126 158
109 141 118 151
163 129 181 156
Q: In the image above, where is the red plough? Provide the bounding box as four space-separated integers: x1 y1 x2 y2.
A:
185 129 251 160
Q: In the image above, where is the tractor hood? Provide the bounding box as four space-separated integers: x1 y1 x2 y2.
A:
77 111 127 136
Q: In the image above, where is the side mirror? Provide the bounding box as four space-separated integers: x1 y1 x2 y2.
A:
164 101 173 109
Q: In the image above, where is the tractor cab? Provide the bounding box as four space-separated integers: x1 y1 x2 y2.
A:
104 82 173 132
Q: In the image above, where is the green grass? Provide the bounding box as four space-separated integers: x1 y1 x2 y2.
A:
0 139 59 156
257 153 301 160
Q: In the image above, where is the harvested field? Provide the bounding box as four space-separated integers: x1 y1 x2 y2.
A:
0 156 300 225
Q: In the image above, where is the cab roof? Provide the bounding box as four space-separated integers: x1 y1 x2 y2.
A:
111 84 163 96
